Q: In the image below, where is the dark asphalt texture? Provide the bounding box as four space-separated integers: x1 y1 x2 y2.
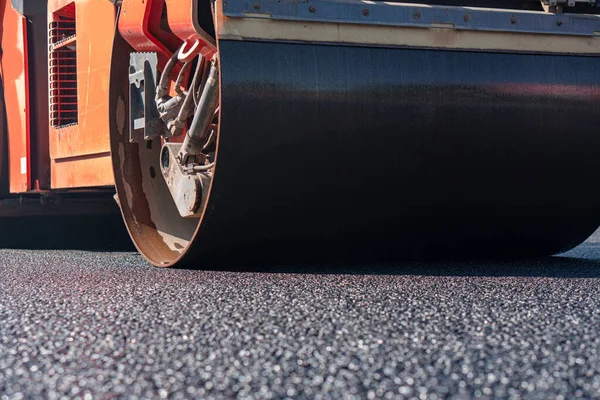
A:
1 233 600 399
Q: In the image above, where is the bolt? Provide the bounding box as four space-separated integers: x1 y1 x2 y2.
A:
510 16 517 24
309 5 316 12
557 20 563 26
463 14 470 22
362 8 370 16
253 2 260 10
414 10 421 19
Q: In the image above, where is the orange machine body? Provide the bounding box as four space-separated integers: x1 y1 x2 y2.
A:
0 0 200 194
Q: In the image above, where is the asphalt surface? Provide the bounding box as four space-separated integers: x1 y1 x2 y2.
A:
1 233 600 399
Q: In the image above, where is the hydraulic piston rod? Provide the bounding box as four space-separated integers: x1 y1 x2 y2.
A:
178 57 219 166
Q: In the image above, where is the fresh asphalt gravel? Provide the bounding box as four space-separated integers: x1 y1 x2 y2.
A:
1 232 600 399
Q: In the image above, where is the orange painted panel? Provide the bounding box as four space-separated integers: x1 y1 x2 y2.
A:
0 0 5 190
51 153 113 188
48 0 116 188
118 0 177 66
165 0 216 58
0 66 5 187
0 77 5 189
1 1 31 193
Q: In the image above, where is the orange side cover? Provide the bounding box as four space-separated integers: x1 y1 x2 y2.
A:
47 0 116 189
1 0 31 193
0 0 4 187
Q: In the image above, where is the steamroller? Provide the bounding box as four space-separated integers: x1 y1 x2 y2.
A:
1 0 600 266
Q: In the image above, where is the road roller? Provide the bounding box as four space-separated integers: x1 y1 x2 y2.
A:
2 0 600 266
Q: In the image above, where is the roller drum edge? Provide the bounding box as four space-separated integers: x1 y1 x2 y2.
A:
111 37 600 267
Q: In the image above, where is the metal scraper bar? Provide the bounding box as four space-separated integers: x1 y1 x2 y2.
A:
223 0 600 36
542 0 597 5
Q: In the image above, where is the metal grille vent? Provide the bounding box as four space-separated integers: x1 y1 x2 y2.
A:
49 3 77 128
